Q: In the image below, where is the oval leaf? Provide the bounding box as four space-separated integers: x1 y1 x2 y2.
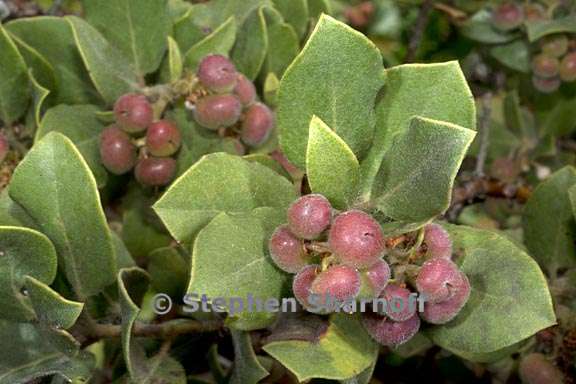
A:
429 225 556 355
307 116 360 209
66 16 141 104
277 14 385 169
9 132 117 299
231 6 268 80
0 23 30 124
83 0 171 76
183 16 237 71
0 226 57 322
153 152 296 244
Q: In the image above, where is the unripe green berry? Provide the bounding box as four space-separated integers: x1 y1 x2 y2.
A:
240 102 274 147
99 125 137 175
362 312 421 347
518 353 564 384
287 194 332 240
197 55 238 93
559 52 576 82
193 94 242 130
532 76 561 93
134 157 177 187
532 54 560 78
234 74 257 106
541 35 569 58
269 225 307 273
114 93 153 133
492 3 524 31
328 210 385 269
146 120 181 157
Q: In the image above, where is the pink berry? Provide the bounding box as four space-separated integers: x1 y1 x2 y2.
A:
492 3 524 31
423 223 452 259
234 74 257 106
269 225 307 273
146 120 181 157
193 94 242 130
560 52 576 82
532 76 561 93
421 272 470 324
134 157 177 187
416 258 467 303
532 54 560 78
240 102 274 147
99 125 137 175
287 194 332 240
293 265 319 308
380 283 417 322
361 259 391 298
362 312 421 347
328 210 385 269
518 353 564 384
310 265 361 306
197 55 238 93
113 93 153 133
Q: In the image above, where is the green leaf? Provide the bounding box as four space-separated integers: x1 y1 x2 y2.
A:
6 16 101 105
154 152 296 244
9 33 56 93
0 321 94 384
542 98 576 137
189 0 270 30
0 23 30 124
429 225 556 355
263 314 378 381
0 190 37 228
460 10 519 44
83 0 170 76
526 16 576 42
278 14 385 169
361 61 476 200
230 329 269 384
29 70 51 128
66 16 141 105
522 166 576 274
490 40 530 73
122 207 172 260
137 355 187 384
271 0 309 39
263 19 299 80
0 226 57 322
183 16 237 71
119 267 151 381
570 184 576 219
307 116 360 209
9 132 117 299
160 36 183 84
36 104 108 188
172 9 208 53
374 117 475 223
189 208 288 330
25 276 84 329
112 231 136 269
231 7 268 80
308 0 332 19
148 247 188 298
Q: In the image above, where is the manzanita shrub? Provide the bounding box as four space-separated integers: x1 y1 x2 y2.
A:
0 0 561 383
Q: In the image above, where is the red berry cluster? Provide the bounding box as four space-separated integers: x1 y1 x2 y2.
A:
99 94 182 187
490 2 576 93
193 55 275 152
268 195 471 347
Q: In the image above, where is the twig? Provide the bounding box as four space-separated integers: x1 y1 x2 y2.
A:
475 92 492 177
404 0 434 63
90 318 224 339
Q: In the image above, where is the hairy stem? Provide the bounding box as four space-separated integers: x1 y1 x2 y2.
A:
90 318 224 339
